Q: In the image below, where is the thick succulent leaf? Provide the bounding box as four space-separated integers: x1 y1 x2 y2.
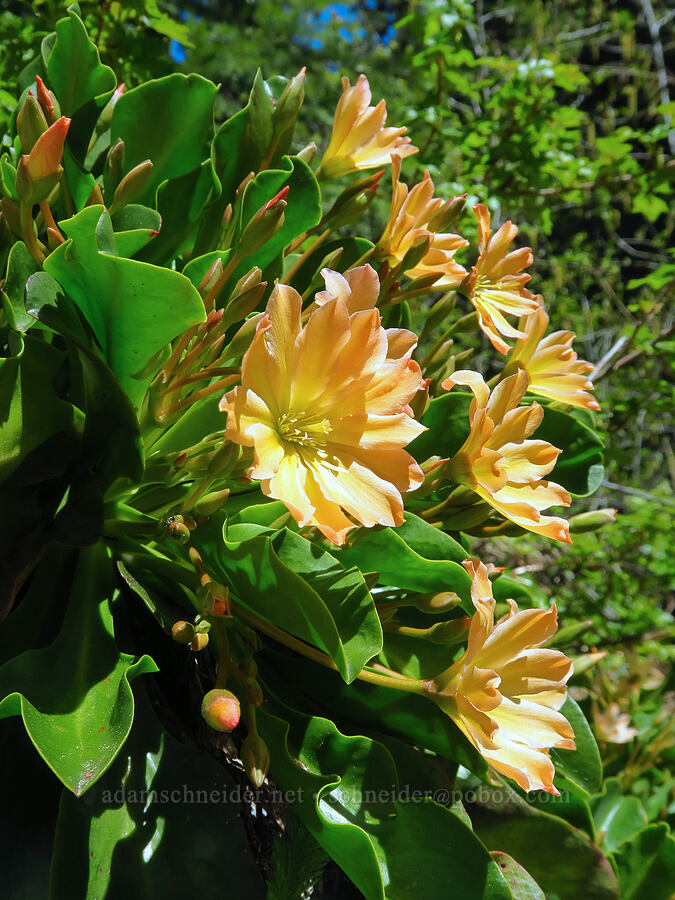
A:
491 853 544 900
590 778 648 853
49 686 266 900
0 543 156 795
192 515 382 682
259 651 485 773
468 779 619 900
1 241 38 332
610 824 675 900
551 697 602 795
338 522 473 606
0 332 80 483
42 205 205 407
111 73 218 203
110 204 162 258
258 699 512 900
42 8 116 116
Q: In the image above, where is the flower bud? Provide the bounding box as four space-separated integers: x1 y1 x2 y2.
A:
190 632 210 652
201 689 241 732
35 76 57 124
171 620 195 644
241 731 270 788
398 232 432 273
194 488 231 516
103 138 125 200
166 516 191 544
17 93 48 153
414 590 462 614
24 117 70 180
197 582 230 617
427 194 466 232
109 159 153 212
97 83 125 132
296 142 317 164
238 187 288 256
569 508 617 534
272 67 306 143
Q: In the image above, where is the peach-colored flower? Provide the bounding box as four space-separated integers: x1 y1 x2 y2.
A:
220 276 425 545
377 156 468 287
428 559 575 794
462 204 539 354
318 75 417 178
505 306 600 410
442 370 571 542
593 703 638 744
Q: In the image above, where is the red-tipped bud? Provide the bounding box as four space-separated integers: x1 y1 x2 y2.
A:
263 186 290 211
201 689 241 732
35 77 56 124
25 117 70 180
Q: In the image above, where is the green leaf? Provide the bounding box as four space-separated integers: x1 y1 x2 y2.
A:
111 74 218 204
1 240 38 332
469 779 619 900
551 697 603 795
258 699 512 900
0 332 80 483
192 516 382 682
535 407 604 496
42 205 205 407
110 204 162 258
409 392 472 462
260 651 486 773
0 543 156 795
610 825 675 900
590 778 648 853
42 8 116 116
49 685 266 900
491 853 544 900
338 523 472 604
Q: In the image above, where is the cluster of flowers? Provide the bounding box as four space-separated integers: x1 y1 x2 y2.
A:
216 75 600 793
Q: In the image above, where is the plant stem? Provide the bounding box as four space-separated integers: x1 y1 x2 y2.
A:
284 227 333 281
19 203 45 264
230 599 426 694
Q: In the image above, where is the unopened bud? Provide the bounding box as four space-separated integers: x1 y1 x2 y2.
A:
206 440 240 477
296 142 317 164
238 187 288 256
398 232 432 273
427 617 470 644
569 508 617 534
103 139 125 200
190 632 210 652
201 689 240 732
194 488 231 516
241 732 270 787
273 67 306 141
415 590 462 614
110 159 153 212
35 76 57 124
17 93 48 153
166 516 191 544
86 184 105 206
323 169 384 228
98 82 125 132
198 257 224 297
24 117 70 180
171 620 195 643
427 194 466 232
409 378 430 420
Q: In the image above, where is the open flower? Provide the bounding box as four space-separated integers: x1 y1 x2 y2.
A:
220 276 425 545
442 370 571 542
377 156 468 287
428 559 575 794
504 306 600 410
318 75 417 178
462 205 540 354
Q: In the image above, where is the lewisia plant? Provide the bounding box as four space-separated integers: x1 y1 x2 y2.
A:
1 16 612 896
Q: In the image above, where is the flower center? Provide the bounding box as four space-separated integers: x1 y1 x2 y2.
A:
277 411 332 449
